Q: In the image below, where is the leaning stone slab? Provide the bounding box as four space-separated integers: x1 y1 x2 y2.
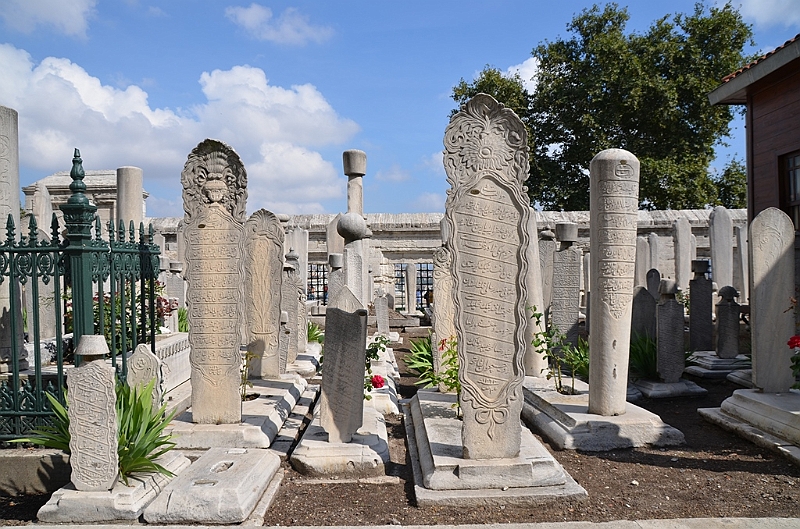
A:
144 447 280 524
167 374 306 449
403 390 586 506
521 383 684 451
37 450 190 523
290 400 390 477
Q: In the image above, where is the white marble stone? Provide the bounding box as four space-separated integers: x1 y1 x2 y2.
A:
588 149 639 416
673 217 692 291
709 205 733 295
116 166 143 226
126 343 163 410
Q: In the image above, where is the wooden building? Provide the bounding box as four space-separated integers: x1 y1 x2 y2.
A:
709 34 800 226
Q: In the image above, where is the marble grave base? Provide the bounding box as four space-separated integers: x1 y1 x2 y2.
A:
631 378 708 398
37 450 191 523
685 351 751 378
727 369 754 388
522 383 684 451
287 341 323 378
699 389 800 466
290 399 390 477
403 389 587 506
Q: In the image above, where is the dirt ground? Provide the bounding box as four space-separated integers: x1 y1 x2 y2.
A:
2 332 799 525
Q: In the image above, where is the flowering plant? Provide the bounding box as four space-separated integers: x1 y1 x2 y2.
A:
364 336 390 399
370 374 385 389
787 336 800 389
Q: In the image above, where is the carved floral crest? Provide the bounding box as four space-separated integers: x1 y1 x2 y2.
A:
181 139 247 222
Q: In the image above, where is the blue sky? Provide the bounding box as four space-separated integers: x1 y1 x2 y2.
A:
1 1 799 217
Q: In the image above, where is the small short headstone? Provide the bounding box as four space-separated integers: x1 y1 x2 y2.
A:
646 268 661 301
656 280 685 383
689 260 713 352
126 343 163 410
319 286 368 443
716 286 740 360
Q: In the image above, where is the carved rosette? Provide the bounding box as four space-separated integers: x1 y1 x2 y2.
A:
181 139 248 223
442 94 530 458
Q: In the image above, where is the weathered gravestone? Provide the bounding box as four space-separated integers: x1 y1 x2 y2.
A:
689 260 713 352
588 149 639 416
550 223 582 349
635 236 649 288
442 93 529 459
281 251 302 365
318 286 368 443
127 343 163 410
709 205 733 298
716 286 740 360
326 213 345 258
432 245 455 380
631 286 656 340
67 336 118 491
327 252 344 303
375 292 390 336
182 139 247 424
648 232 660 273
673 217 692 291
646 268 661 301
656 280 685 383
539 226 556 314
244 209 284 379
750 208 796 393
734 226 749 303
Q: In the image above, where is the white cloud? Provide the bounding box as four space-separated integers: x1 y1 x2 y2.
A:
735 0 800 30
505 57 539 93
412 193 445 213
0 43 357 215
0 0 97 38
422 151 445 176
375 164 411 183
225 4 333 45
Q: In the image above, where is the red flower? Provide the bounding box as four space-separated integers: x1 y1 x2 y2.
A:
370 374 385 389
788 336 800 349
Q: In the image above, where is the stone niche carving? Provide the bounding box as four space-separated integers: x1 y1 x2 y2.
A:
443 93 530 460
182 139 247 424
244 209 284 379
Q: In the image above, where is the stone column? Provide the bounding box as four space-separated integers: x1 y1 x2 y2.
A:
116 166 144 227
588 149 639 417
343 150 366 216
404 263 417 314
656 280 685 383
689 260 713 352
716 286 740 360
0 106 23 372
673 217 692 291
734 226 749 303
750 208 796 393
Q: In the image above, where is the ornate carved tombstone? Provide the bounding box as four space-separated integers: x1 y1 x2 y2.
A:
443 94 530 459
127 343 164 410
432 245 455 380
245 209 284 379
182 139 247 424
588 149 640 416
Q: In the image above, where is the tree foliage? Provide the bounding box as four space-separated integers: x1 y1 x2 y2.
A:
451 3 753 211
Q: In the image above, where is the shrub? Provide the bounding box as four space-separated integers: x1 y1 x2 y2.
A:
307 321 324 343
406 334 435 388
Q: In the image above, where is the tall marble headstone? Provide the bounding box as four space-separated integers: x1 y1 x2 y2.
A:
734 226 749 303
319 286 368 443
716 286 740 360
646 268 661 301
539 226 557 313
550 223 582 348
26 184 57 341
689 260 713 352
443 94 529 459
432 246 455 379
116 166 144 226
673 217 692 291
67 336 118 491
0 106 23 372
281 251 302 365
656 280 685 383
631 286 656 340
405 263 417 313
245 209 284 378
588 149 639 417
287 227 309 295
375 293 390 336
750 208 796 393
524 207 548 377
648 232 660 272
635 236 650 288
709 205 733 296
182 139 247 424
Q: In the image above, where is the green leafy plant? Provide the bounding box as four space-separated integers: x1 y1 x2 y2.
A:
241 349 258 401
406 334 435 388
307 321 324 343
177 307 189 332
529 305 571 393
364 335 390 399
562 337 590 392
13 378 177 486
428 336 461 415
116 378 177 485
629 332 659 381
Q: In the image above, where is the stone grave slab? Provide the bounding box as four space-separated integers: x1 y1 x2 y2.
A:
286 340 322 379
144 447 280 524
290 400 390 477
685 351 751 379
727 369 755 388
631 379 708 398
521 384 684 451
37 450 190 523
403 390 586 506
718 389 800 444
167 374 306 449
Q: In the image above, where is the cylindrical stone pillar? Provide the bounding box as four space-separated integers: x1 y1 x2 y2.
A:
588 149 640 416
116 166 144 227
0 106 22 371
343 150 366 216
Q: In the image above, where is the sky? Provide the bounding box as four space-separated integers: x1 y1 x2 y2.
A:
1 1 799 218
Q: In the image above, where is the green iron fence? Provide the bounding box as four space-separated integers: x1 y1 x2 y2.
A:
0 149 160 442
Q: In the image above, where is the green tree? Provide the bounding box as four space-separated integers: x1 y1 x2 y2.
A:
714 158 747 209
452 3 753 211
